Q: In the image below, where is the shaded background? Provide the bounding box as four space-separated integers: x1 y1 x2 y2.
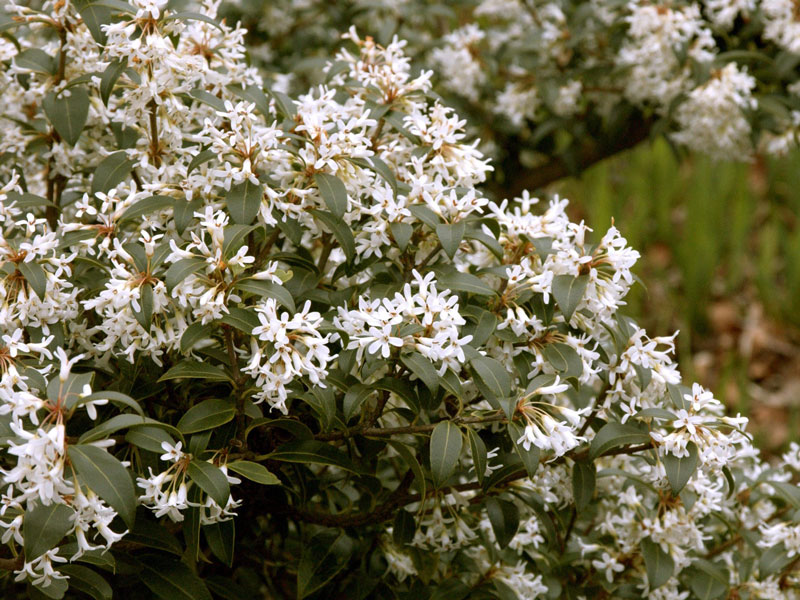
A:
553 141 800 456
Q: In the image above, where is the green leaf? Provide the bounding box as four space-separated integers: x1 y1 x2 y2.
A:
387 440 426 498
233 279 295 313
164 258 206 292
769 481 800 509
187 460 230 507
589 422 651 460
221 224 256 259
314 172 348 218
486 497 519 549
18 261 47 299
48 372 93 406
73 0 133 44
429 421 462 488
311 209 355 263
220 307 259 334
265 88 296 119
24 503 73 559
71 390 142 415
203 520 234 567
173 198 202 235
59 565 112 600
297 531 353 599
408 204 440 228
435 221 465 259
226 84 269 115
392 510 416 546
187 88 226 112
542 343 583 379
226 461 279 485
470 355 513 417
437 271 496 296
120 195 173 223
226 180 262 225
68 444 136 528
430 580 470 600
552 274 589 321
159 360 231 383
350 156 398 195
466 428 487 485
133 283 153 331
126 518 182 555
688 565 728 600
400 352 440 393
43 88 90 146
78 414 182 444
759 543 793 576
507 421 539 478
100 58 126 106
135 555 212 600
662 442 698 495
463 306 498 347
571 460 596 512
641 538 674 589
267 440 363 474
389 222 413 251
187 149 216 175
92 151 134 196
164 11 223 30
180 322 213 354
15 49 56 74
125 425 175 453
343 383 372 422
177 399 236 434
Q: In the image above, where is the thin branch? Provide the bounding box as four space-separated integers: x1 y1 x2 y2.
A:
315 411 506 441
489 116 654 199
0 555 23 571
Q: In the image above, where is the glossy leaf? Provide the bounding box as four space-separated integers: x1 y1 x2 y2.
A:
429 421 462 488
68 444 136 528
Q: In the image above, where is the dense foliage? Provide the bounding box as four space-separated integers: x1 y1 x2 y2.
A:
0 1 799 600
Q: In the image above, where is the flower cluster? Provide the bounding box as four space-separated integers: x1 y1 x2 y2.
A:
0 1 798 598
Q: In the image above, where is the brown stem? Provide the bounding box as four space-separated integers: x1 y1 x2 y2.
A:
317 232 333 274
489 116 654 199
0 555 23 571
148 100 161 167
223 325 247 443
315 412 506 441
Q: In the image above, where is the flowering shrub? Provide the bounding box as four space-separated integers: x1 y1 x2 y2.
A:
230 0 800 196
0 1 799 599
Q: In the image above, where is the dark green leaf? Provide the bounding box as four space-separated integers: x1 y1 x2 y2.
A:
267 440 363 474
120 195 173 223
164 11 222 30
177 399 236 434
759 543 792 576
100 58 126 106
310 209 355 263
18 261 47 299
136 555 212 600
226 461 279 485
164 258 206 292
542 343 583 379
24 503 73 559
392 509 416 546
158 360 230 382
641 538 674 589
233 279 295 313
486 497 519 549
436 221 465 259
572 460 596 512
125 425 175 453
297 531 353 599
589 422 651 460
59 565 112 600
662 442 698 495
387 440 426 498
173 198 202 235
552 274 589 321
466 428 487 485
437 271 496 296
226 84 269 115
180 322 213 354
226 180 262 225
429 421 462 488
203 520 234 567
187 460 230 507
15 49 56 74
389 222 413 251
400 352 440 393
470 355 513 417
220 307 259 334
343 383 372 421
133 283 153 331
314 172 348 218
79 414 182 444
68 445 136 528
507 421 540 478
43 88 90 146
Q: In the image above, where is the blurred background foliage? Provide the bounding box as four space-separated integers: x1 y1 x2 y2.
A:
555 140 800 456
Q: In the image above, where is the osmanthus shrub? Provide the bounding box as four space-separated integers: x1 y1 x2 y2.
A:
0 1 798 600
229 0 800 195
